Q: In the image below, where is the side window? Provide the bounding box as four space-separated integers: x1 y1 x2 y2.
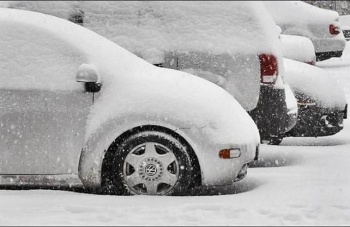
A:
0 20 86 91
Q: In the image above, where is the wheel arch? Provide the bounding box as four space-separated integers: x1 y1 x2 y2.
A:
100 125 202 190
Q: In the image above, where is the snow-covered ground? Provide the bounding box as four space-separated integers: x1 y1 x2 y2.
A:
1 46 350 227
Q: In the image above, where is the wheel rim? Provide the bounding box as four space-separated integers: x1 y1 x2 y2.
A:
123 142 179 195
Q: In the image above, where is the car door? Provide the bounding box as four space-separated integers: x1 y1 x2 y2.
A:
0 19 93 174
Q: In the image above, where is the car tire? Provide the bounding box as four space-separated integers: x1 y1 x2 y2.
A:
103 131 194 196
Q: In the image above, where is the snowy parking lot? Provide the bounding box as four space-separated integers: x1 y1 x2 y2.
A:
1 46 350 226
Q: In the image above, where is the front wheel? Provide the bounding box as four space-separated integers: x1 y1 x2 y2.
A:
103 131 194 195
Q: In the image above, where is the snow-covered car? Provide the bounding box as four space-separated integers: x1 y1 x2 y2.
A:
339 15 350 41
280 34 316 65
44 1 291 145
280 35 347 138
283 59 348 137
0 8 260 195
5 1 292 145
264 1 347 62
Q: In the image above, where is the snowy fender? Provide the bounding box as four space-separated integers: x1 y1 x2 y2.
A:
101 131 194 195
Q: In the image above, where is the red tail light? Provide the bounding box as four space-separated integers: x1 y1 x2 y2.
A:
259 54 278 85
329 24 340 35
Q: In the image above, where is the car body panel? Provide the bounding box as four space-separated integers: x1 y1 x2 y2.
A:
0 90 91 174
248 85 289 141
286 98 345 137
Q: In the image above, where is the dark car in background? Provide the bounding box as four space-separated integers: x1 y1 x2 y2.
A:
281 34 347 138
283 58 347 137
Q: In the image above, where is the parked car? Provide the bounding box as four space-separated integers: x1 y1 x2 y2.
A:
283 59 347 137
0 8 260 195
339 15 350 42
17 1 292 145
281 34 347 138
264 1 347 62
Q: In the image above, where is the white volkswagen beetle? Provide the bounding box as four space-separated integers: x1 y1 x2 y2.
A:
0 8 260 195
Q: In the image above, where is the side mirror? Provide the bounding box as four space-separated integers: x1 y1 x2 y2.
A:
76 63 101 93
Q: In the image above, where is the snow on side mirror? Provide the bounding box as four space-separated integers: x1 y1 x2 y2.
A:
76 63 99 83
76 63 101 93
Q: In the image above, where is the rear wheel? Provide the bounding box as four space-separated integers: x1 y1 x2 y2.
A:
103 131 194 195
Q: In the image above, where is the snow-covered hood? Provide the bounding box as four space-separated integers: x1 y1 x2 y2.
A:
0 8 260 145
283 58 347 109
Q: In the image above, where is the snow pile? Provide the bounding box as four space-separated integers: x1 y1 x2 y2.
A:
0 8 260 146
280 34 315 64
264 1 339 25
284 58 347 109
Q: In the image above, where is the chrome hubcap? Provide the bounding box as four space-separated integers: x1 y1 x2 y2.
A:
139 158 164 181
123 142 179 195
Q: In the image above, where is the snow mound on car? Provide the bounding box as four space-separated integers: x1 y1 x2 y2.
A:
281 34 316 64
264 1 339 25
284 58 347 109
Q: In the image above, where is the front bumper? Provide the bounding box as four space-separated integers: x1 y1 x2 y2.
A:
197 141 259 187
286 104 346 137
